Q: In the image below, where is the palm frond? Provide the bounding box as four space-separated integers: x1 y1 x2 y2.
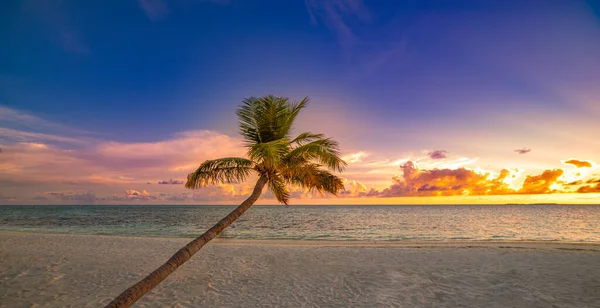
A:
282 163 345 196
313 169 345 195
282 162 320 188
287 138 347 172
247 138 290 170
291 132 325 145
278 96 308 139
237 97 264 145
237 96 309 146
267 173 290 205
185 157 255 189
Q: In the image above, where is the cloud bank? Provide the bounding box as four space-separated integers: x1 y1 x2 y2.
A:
2 106 599 204
353 159 596 198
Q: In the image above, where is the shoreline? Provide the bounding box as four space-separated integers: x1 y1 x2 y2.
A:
2 231 599 251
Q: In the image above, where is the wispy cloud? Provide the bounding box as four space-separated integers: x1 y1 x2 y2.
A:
305 0 370 46
203 0 231 4
158 179 185 185
305 0 410 72
564 159 593 168
136 0 231 21
0 105 92 142
138 0 170 21
45 191 97 203
58 30 89 54
514 148 531 155
0 128 85 145
1 106 71 131
342 151 368 163
22 0 89 54
1 106 96 157
428 150 447 160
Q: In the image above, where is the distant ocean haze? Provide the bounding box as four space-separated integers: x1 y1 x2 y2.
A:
0 205 599 242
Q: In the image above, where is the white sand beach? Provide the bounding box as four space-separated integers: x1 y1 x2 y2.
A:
0 232 599 307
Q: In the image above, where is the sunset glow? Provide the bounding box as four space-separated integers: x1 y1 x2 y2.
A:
1 1 600 205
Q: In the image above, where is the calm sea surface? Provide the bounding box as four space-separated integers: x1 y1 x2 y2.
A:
0 205 599 242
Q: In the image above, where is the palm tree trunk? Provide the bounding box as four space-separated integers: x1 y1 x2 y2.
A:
105 176 268 308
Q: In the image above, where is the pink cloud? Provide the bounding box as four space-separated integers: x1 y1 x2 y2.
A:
0 128 85 144
0 124 250 203
428 150 448 160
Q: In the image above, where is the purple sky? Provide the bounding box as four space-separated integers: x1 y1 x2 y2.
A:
1 0 600 204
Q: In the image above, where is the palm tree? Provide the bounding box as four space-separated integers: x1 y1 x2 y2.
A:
106 95 347 307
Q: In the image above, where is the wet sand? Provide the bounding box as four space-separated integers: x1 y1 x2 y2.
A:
0 232 599 307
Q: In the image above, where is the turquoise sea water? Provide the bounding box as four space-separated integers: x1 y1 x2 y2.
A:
1 205 599 242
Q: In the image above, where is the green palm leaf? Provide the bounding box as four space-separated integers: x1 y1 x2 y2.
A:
247 138 290 170
185 157 255 189
291 132 325 145
267 173 290 205
282 162 345 195
286 138 347 172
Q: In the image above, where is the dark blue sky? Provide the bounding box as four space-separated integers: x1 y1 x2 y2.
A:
2 0 600 152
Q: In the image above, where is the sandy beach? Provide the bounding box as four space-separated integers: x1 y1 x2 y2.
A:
0 232 599 307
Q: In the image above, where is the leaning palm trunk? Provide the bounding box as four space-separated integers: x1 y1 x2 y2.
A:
105 176 268 308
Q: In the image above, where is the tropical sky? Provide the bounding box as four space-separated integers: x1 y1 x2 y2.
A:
2 0 600 205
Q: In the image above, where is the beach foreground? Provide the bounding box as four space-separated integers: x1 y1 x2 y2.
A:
0 233 599 307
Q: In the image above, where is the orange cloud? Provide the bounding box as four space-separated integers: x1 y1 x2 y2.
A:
565 180 583 186
342 151 368 163
577 184 600 193
342 178 368 197
518 169 564 194
368 162 577 197
125 189 150 198
564 159 593 168
577 178 600 193
378 161 515 197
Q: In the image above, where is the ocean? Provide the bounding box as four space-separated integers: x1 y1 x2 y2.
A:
1 205 599 242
